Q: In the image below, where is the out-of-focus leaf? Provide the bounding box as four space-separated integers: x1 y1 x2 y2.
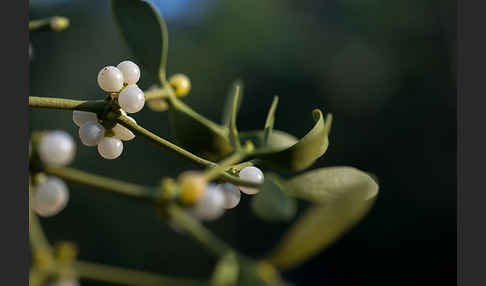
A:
211 253 239 286
251 173 297 222
268 167 379 269
228 85 242 149
167 95 232 161
221 80 244 127
252 110 332 171
112 0 167 85
263 96 279 144
239 130 298 150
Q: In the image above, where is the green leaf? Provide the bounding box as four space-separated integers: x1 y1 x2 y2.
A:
263 96 279 144
112 0 168 85
251 173 297 222
253 110 332 172
211 253 239 286
267 167 379 269
167 95 233 161
229 85 242 150
239 130 298 151
222 80 244 128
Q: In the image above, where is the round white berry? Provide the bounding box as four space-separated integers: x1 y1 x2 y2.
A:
72 110 98 127
238 166 264 195
191 184 225 221
78 122 105 146
117 60 140 85
112 116 136 141
220 183 241 209
32 177 69 217
97 66 124 92
38 130 76 167
97 137 123 159
118 85 145 113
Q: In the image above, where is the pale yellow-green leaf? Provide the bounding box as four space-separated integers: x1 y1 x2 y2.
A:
268 167 379 270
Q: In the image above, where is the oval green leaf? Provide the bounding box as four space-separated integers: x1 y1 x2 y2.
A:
268 167 379 270
251 173 297 222
252 110 332 172
168 95 233 161
112 0 167 85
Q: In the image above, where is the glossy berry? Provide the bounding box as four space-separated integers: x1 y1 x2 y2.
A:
72 110 98 127
97 66 124 92
79 122 105 146
38 130 76 167
32 177 69 217
238 166 264 195
191 184 225 221
219 183 241 209
118 85 145 113
97 137 123 159
117 60 140 85
169 74 191 97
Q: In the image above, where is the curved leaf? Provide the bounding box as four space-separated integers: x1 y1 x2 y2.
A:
253 110 332 171
268 167 379 269
112 0 167 85
239 130 298 151
168 95 233 161
251 173 297 222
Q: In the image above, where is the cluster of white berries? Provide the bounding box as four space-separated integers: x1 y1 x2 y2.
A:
73 61 144 159
32 131 75 217
189 166 264 222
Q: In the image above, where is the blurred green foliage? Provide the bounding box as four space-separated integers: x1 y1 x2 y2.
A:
29 0 456 285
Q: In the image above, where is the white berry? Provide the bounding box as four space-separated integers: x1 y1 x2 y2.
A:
72 110 97 127
117 60 140 85
97 137 123 159
32 177 69 217
220 183 241 209
97 66 124 92
118 85 145 113
38 130 76 167
112 116 136 141
191 184 225 221
79 122 105 146
238 166 264 195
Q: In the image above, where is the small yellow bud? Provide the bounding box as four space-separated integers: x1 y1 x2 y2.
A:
178 171 207 205
50 16 70 32
169 74 191 97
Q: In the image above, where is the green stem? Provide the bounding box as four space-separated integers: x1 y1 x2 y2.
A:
167 204 232 257
29 207 53 255
116 115 217 168
29 19 50 31
28 97 107 114
28 96 261 187
144 87 170 101
204 151 247 181
75 261 205 286
44 167 155 201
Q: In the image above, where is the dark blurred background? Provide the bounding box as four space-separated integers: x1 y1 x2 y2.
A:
29 0 456 285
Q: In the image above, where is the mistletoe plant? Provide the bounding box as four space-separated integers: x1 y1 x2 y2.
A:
29 1 379 286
